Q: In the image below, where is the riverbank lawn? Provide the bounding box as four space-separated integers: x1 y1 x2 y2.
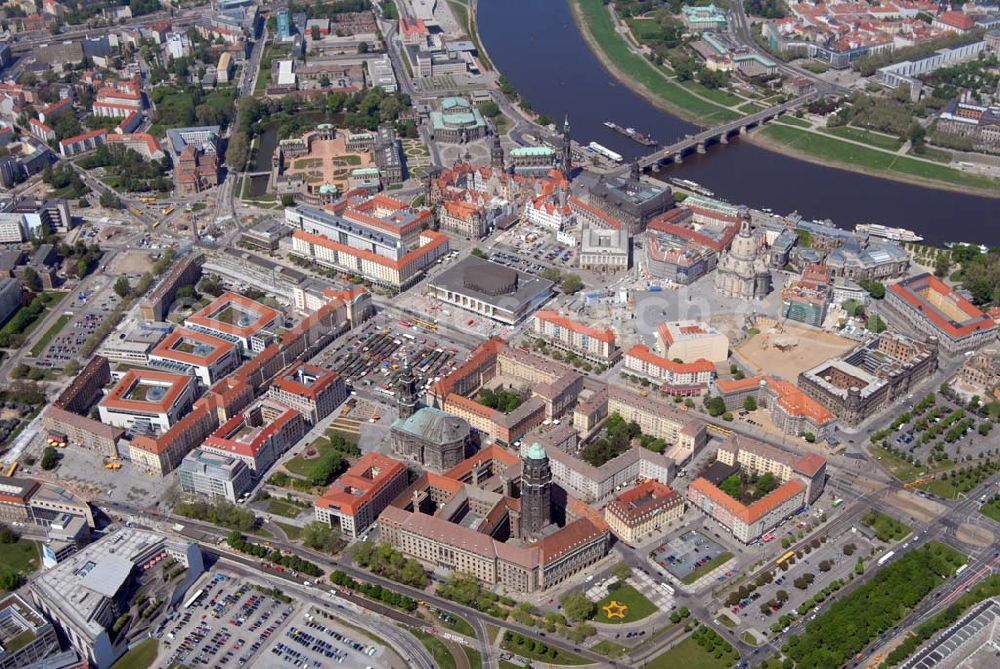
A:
591 584 657 624
0 540 39 590
759 124 1000 192
575 0 739 125
821 126 903 151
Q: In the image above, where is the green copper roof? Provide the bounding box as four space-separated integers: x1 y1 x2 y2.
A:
526 442 546 460
510 146 555 157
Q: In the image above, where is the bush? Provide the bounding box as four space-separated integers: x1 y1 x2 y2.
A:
40 447 58 470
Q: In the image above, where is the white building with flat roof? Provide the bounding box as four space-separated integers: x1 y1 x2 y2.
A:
29 529 203 669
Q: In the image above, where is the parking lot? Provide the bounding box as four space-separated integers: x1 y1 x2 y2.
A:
651 530 728 582
265 605 386 669
494 226 577 269
311 320 469 401
34 278 122 369
159 572 294 668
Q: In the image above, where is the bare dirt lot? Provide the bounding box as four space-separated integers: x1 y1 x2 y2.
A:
887 489 945 525
957 523 995 548
106 250 154 275
735 321 857 380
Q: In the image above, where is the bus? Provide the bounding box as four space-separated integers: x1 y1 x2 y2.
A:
776 550 795 566
183 588 205 609
955 564 969 577
411 317 438 332
832 498 844 508
708 424 734 437
5 462 16 477
876 550 896 567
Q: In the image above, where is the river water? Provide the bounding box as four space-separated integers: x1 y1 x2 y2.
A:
477 0 1000 246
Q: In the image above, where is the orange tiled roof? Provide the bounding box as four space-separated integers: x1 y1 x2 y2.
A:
535 310 615 344
889 273 994 339
315 452 407 516
689 476 806 524
626 344 714 374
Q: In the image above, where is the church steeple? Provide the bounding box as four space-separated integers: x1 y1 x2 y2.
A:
491 131 505 171
396 351 419 420
560 115 572 176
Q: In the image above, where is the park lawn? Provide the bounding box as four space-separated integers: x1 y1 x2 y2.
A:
869 445 928 481
821 126 903 151
592 639 628 657
284 440 343 481
646 635 735 669
500 635 589 665
0 540 39 588
737 101 767 114
411 628 457 669
775 115 812 128
718 613 737 627
591 584 657 624
462 646 482 667
575 0 740 125
29 313 72 357
919 478 963 500
266 499 306 519
274 521 303 540
293 158 323 169
981 497 1000 523
740 631 758 646
440 611 476 637
912 146 953 163
680 80 746 107
681 551 734 585
862 510 911 542
110 639 159 669
760 124 1000 191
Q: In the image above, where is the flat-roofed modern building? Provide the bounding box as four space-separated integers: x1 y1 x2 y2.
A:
97 370 198 435
887 273 997 355
178 447 253 503
314 452 409 538
0 594 59 669
199 401 305 474
185 292 281 356
427 255 554 325
29 529 203 669
657 320 730 363
266 364 347 424
148 327 240 385
286 194 447 290
605 480 684 545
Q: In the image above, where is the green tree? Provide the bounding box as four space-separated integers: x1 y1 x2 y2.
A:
560 273 584 294
40 446 58 470
934 253 953 278
22 267 41 292
113 276 131 298
611 561 632 581
559 591 594 622
744 396 757 411
478 101 501 118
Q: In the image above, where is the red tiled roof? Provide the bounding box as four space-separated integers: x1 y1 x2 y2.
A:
889 273 994 339
535 310 615 344
689 476 806 525
626 344 714 374
202 405 301 459
315 452 407 516
59 129 106 146
270 364 340 401
101 370 193 414
186 292 280 339
151 327 235 366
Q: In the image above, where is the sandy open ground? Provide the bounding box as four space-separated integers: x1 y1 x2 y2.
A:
887 490 945 525
956 524 995 548
106 250 154 275
735 321 857 380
